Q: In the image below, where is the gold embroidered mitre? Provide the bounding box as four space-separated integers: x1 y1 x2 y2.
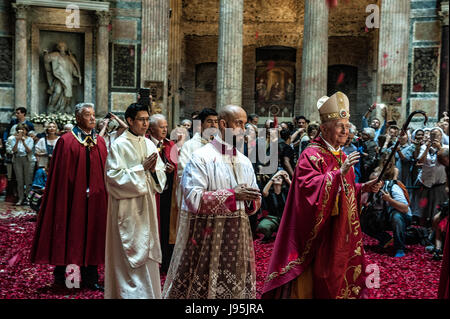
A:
317 91 350 123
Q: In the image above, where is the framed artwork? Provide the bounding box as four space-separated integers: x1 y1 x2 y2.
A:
111 43 137 89
381 84 402 104
412 47 439 93
255 61 295 117
0 36 13 84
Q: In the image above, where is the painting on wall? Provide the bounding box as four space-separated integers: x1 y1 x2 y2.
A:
0 36 13 84
112 43 137 89
255 61 295 117
254 46 296 118
381 84 402 104
412 47 439 93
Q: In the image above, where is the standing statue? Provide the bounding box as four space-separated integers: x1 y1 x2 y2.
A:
43 42 82 114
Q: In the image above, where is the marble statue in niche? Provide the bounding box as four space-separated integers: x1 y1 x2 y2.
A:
43 42 82 113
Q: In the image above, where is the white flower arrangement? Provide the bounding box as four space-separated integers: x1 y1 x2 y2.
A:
30 112 76 128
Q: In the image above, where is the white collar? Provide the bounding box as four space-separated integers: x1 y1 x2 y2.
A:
150 135 162 146
320 133 341 153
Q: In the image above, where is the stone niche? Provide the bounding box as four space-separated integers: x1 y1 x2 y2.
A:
37 30 85 114
28 4 98 116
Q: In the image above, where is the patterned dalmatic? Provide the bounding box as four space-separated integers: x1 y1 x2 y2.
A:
162 138 260 299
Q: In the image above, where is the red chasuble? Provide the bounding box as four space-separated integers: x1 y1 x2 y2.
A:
154 138 179 244
30 129 108 266
263 136 365 299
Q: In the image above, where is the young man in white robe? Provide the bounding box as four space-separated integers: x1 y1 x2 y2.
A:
104 103 166 299
176 108 219 206
163 105 262 299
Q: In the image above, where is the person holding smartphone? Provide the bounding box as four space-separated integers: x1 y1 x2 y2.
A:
5 124 34 205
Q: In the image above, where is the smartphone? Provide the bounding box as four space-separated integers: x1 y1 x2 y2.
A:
104 113 112 119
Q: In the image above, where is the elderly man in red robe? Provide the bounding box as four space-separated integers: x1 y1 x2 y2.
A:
30 103 107 291
263 92 382 299
147 114 178 274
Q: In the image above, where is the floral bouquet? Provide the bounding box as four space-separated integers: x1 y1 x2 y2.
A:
30 112 76 129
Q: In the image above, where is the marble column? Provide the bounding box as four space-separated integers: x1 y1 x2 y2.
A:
376 0 410 123
216 0 244 110
141 0 170 117
168 0 182 127
95 11 111 117
12 4 30 110
299 0 329 123
439 1 449 117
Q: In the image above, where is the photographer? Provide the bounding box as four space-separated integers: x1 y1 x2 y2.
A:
417 127 447 226
5 124 34 205
98 112 128 151
361 165 412 258
257 170 291 243
35 121 59 169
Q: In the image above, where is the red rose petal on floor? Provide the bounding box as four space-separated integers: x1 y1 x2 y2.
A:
8 253 20 267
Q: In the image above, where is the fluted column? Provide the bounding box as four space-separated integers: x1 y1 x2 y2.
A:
168 0 182 127
12 3 30 110
95 10 111 117
376 0 410 123
299 0 329 123
141 0 170 117
439 1 449 117
216 0 244 110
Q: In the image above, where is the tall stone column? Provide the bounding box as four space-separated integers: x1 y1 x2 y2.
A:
168 0 182 127
141 0 170 117
439 1 449 117
376 0 410 123
95 11 111 117
299 0 329 123
216 0 244 110
12 4 30 110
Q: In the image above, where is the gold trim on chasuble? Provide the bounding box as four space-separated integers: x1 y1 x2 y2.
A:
71 130 98 149
337 185 363 299
265 172 333 283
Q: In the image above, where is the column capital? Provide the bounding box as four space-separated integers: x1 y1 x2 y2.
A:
95 10 111 27
439 1 449 26
12 3 31 20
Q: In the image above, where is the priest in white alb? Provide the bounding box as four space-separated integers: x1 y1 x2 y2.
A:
163 105 262 299
104 103 166 299
176 108 219 207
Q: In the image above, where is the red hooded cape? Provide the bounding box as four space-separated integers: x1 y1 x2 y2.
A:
262 136 365 299
30 130 108 266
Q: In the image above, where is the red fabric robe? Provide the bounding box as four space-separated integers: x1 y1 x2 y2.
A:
30 130 108 266
262 136 365 299
438 222 449 299
153 138 178 244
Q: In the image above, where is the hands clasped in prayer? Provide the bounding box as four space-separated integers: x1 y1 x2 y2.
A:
234 184 261 201
143 152 158 173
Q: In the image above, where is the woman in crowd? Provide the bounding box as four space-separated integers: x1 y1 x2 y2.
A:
35 121 59 169
417 127 447 227
257 170 291 243
98 113 128 151
5 124 34 205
